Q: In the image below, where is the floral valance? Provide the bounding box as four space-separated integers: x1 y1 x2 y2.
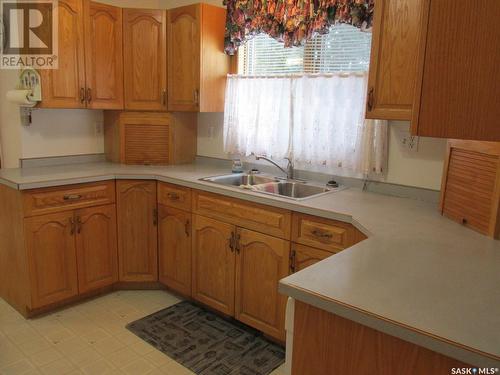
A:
223 0 374 55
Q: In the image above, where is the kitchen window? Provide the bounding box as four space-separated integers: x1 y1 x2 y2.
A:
224 25 388 177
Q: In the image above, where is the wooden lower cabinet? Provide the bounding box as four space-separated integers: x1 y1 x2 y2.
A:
158 205 192 296
24 211 79 309
292 301 469 375
76 204 118 293
235 228 289 340
291 243 333 273
117 180 158 282
192 215 235 315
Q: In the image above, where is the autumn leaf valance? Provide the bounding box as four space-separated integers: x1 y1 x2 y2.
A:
223 0 374 55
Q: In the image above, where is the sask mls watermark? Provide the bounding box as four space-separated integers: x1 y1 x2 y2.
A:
1 0 58 69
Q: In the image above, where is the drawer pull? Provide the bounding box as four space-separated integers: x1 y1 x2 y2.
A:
312 229 333 239
63 194 82 201
167 192 180 201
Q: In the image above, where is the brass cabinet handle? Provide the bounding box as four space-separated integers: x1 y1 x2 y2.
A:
162 89 167 106
80 88 85 104
167 192 180 201
289 249 296 273
69 217 75 235
312 229 333 239
86 88 92 104
153 208 158 226
193 89 199 105
235 233 241 254
63 194 82 201
229 231 235 252
76 216 82 234
367 87 374 112
185 219 190 237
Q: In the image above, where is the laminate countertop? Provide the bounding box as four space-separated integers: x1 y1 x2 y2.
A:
0 161 499 367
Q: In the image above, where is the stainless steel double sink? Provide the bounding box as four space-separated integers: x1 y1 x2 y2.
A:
200 173 337 201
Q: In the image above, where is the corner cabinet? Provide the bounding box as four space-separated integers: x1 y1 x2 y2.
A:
167 4 230 112
40 0 123 109
365 0 424 120
116 180 158 282
123 9 167 111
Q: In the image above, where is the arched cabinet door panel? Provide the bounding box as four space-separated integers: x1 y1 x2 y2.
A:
123 9 167 111
116 180 158 282
75 204 118 293
24 211 78 308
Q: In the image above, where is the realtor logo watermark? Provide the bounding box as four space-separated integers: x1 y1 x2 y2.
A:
1 0 58 69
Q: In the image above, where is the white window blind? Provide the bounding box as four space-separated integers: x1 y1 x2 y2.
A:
238 24 372 75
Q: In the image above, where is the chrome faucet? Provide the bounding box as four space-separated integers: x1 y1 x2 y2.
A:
255 155 294 180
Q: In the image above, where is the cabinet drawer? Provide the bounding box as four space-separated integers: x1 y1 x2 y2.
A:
158 182 191 211
23 181 116 217
193 190 291 239
292 213 356 252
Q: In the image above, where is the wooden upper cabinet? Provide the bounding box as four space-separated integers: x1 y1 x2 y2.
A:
24 211 78 309
158 205 192 296
123 9 167 111
39 0 86 109
84 1 124 109
235 228 289 340
411 0 500 141
168 4 230 112
192 215 235 315
75 204 118 293
366 0 424 120
116 180 158 282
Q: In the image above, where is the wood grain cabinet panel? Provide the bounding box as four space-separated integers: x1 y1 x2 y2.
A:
168 4 230 112
412 0 500 140
235 228 289 340
84 1 124 109
39 0 86 108
123 9 167 111
366 0 424 120
116 180 158 282
158 182 192 211
23 181 116 217
290 243 333 273
24 211 78 309
192 215 235 315
193 190 291 239
75 204 118 293
158 205 192 296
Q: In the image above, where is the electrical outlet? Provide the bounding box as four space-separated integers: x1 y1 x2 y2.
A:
94 121 103 135
397 128 419 152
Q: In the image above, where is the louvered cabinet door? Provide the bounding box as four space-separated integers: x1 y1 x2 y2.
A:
122 122 170 165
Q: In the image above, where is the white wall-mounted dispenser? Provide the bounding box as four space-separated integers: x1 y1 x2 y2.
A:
5 68 42 125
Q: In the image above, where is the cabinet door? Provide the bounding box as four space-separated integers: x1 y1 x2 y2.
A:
192 215 235 315
116 180 158 282
24 212 78 309
167 5 200 112
123 9 167 111
75 204 118 293
84 2 124 109
366 0 424 120
411 0 500 141
291 243 333 273
158 205 191 296
39 0 86 109
235 228 289 340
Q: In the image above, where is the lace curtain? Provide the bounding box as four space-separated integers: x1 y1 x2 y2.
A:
223 73 388 176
